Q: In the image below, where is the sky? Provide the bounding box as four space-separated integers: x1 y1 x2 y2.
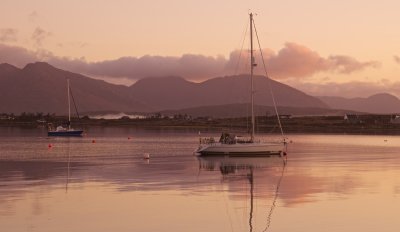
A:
1 0 400 98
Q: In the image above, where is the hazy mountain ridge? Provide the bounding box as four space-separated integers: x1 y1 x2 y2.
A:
130 74 328 110
0 62 151 114
1 62 393 116
318 93 400 114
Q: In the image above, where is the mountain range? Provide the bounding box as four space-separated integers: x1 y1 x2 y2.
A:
318 94 400 114
0 62 150 114
129 74 328 110
1 62 399 116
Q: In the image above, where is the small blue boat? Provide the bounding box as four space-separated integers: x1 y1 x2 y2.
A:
48 126 83 136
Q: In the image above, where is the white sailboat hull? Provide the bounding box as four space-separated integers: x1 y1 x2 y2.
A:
196 141 285 157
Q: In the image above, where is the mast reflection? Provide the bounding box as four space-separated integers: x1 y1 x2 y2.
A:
198 156 286 232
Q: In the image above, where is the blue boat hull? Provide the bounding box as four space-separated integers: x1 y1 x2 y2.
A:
48 130 83 136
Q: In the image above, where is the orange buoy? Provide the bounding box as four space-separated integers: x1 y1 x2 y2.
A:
92 139 96 143
48 144 52 148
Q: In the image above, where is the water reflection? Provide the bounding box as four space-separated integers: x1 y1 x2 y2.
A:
198 156 286 232
65 139 71 193
2 131 400 231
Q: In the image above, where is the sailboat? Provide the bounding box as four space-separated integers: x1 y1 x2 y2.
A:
196 13 286 156
48 79 84 136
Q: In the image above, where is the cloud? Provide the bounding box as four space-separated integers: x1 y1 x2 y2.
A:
226 43 378 79
0 42 378 83
31 27 51 47
0 44 38 67
0 42 394 98
394 55 400 64
266 43 326 78
28 11 39 22
327 55 380 74
0 43 59 68
263 43 378 78
47 54 228 81
0 28 18 42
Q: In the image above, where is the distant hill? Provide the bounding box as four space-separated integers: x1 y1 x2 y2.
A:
0 62 332 116
129 75 328 110
318 93 400 114
0 62 150 114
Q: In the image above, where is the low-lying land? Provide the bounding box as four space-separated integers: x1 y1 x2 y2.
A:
2 113 400 135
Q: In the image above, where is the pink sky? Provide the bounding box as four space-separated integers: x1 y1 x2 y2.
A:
1 0 400 97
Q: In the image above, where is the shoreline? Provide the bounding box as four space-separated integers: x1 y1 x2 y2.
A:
2 115 400 135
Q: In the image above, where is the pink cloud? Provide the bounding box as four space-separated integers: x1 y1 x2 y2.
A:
28 11 39 22
0 44 38 66
0 28 18 42
327 55 380 74
31 27 51 47
263 43 378 78
394 55 400 64
266 43 326 78
0 42 378 82
227 43 378 79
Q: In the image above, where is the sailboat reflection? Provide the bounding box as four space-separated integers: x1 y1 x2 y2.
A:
65 139 71 193
198 156 286 232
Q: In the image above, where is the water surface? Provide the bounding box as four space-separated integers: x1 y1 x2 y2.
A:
1 127 400 232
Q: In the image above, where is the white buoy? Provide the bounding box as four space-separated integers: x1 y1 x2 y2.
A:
143 153 150 159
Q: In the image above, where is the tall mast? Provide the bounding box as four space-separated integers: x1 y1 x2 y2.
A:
67 79 71 130
250 13 255 142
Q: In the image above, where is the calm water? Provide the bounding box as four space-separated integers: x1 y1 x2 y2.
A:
1 127 400 232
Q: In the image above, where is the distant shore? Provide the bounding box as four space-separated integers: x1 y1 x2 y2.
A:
2 115 400 135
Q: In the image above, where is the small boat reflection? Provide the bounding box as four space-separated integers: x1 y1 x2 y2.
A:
65 139 71 193
198 156 286 232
